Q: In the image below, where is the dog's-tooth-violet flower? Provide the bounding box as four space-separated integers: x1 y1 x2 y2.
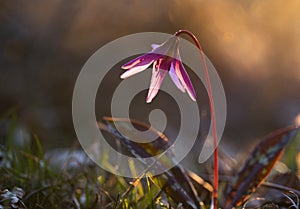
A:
120 36 196 103
120 30 221 209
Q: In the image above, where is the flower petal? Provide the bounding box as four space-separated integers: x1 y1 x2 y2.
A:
152 36 179 58
173 59 197 101
120 63 150 79
121 53 162 79
151 44 160 50
146 59 168 103
169 62 185 93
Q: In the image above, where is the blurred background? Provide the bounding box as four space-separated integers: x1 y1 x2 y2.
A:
1 0 299 151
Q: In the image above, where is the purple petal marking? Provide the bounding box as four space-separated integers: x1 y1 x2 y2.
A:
146 59 168 103
120 53 162 79
173 60 197 101
169 62 185 93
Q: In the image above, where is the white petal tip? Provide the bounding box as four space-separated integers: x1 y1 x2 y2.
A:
120 74 127 79
190 94 197 102
151 44 160 50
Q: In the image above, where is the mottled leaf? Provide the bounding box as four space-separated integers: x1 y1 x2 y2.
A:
221 125 299 209
99 117 204 209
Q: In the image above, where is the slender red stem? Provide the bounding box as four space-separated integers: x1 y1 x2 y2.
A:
175 30 219 209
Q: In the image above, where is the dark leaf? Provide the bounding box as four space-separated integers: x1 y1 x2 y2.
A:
99 117 205 209
221 125 299 209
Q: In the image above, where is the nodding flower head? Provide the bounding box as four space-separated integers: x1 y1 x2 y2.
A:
120 36 196 103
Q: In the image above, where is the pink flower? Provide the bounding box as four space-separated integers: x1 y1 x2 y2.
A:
120 36 196 103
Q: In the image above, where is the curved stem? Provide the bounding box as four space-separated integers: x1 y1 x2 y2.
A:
175 30 219 209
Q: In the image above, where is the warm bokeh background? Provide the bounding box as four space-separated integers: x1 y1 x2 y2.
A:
1 0 299 150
